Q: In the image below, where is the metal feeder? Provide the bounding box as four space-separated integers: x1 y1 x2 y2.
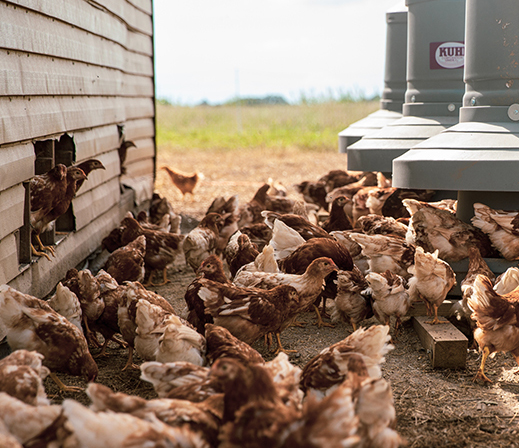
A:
393 0 519 285
338 1 407 153
346 0 465 175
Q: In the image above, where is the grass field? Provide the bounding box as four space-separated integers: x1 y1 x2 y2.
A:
156 101 379 151
155 101 379 219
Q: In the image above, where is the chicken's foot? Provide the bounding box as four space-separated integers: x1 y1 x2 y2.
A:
122 346 140 371
49 372 83 393
272 333 297 355
312 305 334 328
425 304 449 325
35 234 56 257
31 243 52 261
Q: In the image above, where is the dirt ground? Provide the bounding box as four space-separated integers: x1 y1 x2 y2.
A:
44 148 519 447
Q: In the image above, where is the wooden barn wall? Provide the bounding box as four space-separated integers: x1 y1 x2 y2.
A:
0 0 156 297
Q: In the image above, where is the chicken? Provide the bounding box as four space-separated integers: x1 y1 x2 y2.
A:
117 281 176 370
349 232 415 279
366 187 398 216
30 164 87 260
471 202 519 260
227 233 260 279
73 158 105 193
62 268 105 346
149 192 182 234
47 282 83 332
321 195 353 232
62 398 207 448
262 210 332 241
319 169 365 192
300 325 393 399
198 281 300 352
117 140 136 175
156 315 207 366
235 242 280 276
356 214 409 238
494 267 519 295
233 257 339 331
183 213 223 272
237 183 270 228
378 188 436 220
365 271 412 337
0 421 22 448
451 246 496 335
351 186 378 225
206 194 240 253
0 350 50 406
86 383 223 448
161 165 203 199
403 198 497 262
136 209 171 232
134 298 172 362
326 172 378 203
140 361 214 399
294 180 328 211
278 237 354 326
292 199 320 225
119 216 185 285
238 222 273 251
468 274 519 382
102 234 146 284
267 218 306 261
0 393 63 446
330 230 370 274
185 256 231 334
407 247 457 324
205 323 265 365
0 285 98 392
332 266 373 331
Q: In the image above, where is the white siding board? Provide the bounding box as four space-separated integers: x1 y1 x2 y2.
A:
73 178 120 230
75 150 121 196
6 0 127 46
124 158 154 178
124 97 155 120
127 29 153 55
0 50 123 97
0 184 25 240
127 0 152 16
0 96 126 146
123 73 154 97
94 0 153 36
124 118 155 140
0 234 19 284
124 51 154 77
73 125 120 161
0 6 125 71
0 144 34 190
125 138 155 163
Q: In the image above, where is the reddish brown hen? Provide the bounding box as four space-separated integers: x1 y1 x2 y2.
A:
321 195 352 232
102 234 146 284
262 210 332 241
161 166 203 199
73 158 105 193
183 213 223 272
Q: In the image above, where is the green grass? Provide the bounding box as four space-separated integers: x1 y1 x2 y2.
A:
156 101 379 152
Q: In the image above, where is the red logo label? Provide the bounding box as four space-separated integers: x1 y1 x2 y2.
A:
430 42 465 70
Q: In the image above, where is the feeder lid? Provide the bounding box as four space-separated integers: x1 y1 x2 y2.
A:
392 121 519 191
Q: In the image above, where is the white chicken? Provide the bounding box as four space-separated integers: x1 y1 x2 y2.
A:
47 282 83 332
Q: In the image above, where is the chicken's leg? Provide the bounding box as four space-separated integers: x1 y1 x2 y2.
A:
49 372 83 393
31 243 52 261
425 304 448 325
35 234 56 257
312 304 334 328
473 346 493 383
122 346 139 371
273 333 297 355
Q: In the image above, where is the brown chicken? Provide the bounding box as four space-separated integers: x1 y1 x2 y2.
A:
198 282 300 352
161 165 203 199
86 382 223 448
332 266 373 331
0 350 50 406
366 271 413 337
471 202 519 260
149 192 182 234
102 234 146 284
0 285 98 392
262 210 332 241
300 325 393 399
30 164 87 260
294 180 329 211
205 323 265 365
73 158 105 193
119 216 185 285
468 274 519 382
227 233 260 279
207 194 240 253
117 140 136 175
183 213 223 272
321 195 353 232
319 169 365 192
408 247 457 325
237 183 270 228
403 198 497 262
356 214 409 238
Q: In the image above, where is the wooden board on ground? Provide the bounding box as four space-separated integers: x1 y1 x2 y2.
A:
407 298 457 317
413 315 468 369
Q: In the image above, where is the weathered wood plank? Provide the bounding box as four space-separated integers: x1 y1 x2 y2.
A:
74 150 121 196
124 138 155 164
124 118 155 141
0 96 126 146
0 184 25 240
0 233 19 284
121 173 154 205
73 178 121 231
123 158 154 178
94 0 153 36
0 143 34 191
407 298 458 317
73 125 120 161
413 315 468 369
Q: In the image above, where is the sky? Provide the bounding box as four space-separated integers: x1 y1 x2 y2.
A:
153 0 398 105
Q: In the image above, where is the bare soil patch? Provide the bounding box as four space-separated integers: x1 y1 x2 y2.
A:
45 147 519 447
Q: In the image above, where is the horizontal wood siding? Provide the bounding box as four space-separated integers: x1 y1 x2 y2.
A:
0 0 155 293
